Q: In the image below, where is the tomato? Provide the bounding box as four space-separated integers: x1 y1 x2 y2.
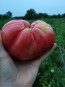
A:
1 20 55 60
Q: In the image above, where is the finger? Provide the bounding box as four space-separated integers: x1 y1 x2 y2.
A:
0 30 2 45
31 43 57 67
0 31 10 57
0 30 3 45
0 31 17 80
0 30 6 52
38 43 57 63
40 43 57 61
0 51 17 83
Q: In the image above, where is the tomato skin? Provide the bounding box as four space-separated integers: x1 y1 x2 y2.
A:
1 20 55 60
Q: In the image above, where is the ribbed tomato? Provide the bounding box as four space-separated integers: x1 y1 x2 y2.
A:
1 20 55 60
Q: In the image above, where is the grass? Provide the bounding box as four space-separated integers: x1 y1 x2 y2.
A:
0 18 11 30
32 18 65 87
0 18 65 87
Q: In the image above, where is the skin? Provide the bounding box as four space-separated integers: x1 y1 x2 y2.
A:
0 32 57 87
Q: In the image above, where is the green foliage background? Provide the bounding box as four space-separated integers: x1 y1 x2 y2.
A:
0 18 65 87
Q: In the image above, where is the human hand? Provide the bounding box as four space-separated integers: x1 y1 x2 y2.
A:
0 32 57 87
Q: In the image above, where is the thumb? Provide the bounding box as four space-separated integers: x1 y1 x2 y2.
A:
31 43 57 68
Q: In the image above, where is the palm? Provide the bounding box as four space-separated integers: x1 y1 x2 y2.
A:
0 50 41 87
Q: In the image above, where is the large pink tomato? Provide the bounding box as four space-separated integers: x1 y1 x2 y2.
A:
1 20 55 60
